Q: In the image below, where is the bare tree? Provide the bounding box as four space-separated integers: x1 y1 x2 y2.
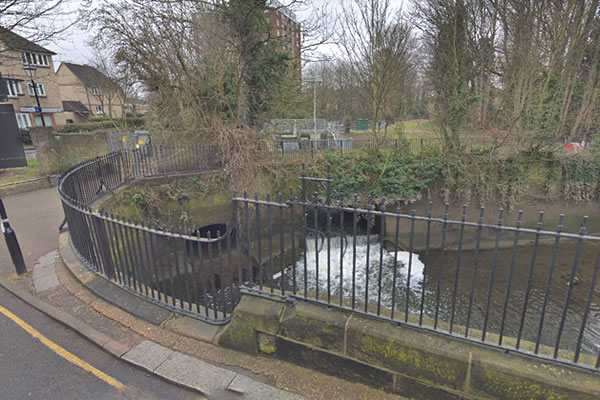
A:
336 0 414 145
413 0 600 146
0 0 76 43
88 52 130 119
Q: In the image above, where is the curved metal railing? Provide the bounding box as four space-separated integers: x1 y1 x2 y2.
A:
58 147 238 324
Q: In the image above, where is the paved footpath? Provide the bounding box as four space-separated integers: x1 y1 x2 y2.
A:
0 187 402 400
0 187 62 278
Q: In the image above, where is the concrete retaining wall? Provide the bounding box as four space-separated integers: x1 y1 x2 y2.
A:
30 127 108 174
219 293 600 399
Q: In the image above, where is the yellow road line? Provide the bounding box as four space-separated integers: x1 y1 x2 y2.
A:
0 304 124 390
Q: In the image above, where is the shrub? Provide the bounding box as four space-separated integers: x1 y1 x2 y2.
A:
60 118 147 133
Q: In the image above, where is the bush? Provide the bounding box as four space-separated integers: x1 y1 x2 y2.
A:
90 116 111 122
322 149 443 200
60 118 147 133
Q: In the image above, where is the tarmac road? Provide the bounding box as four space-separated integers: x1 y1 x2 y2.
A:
0 188 202 399
0 285 202 400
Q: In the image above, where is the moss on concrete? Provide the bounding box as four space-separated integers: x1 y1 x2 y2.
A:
280 302 350 353
259 342 276 354
469 343 600 400
218 294 284 355
219 292 600 399
347 316 469 389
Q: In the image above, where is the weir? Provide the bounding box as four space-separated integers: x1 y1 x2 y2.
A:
57 150 600 398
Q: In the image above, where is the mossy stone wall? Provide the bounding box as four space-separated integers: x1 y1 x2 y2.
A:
219 292 600 400
31 127 109 174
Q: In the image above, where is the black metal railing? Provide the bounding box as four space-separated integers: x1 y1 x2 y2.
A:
58 146 600 370
58 147 235 324
234 164 600 371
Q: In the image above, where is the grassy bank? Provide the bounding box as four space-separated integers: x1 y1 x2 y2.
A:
0 158 41 186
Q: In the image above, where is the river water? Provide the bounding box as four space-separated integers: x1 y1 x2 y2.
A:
286 234 600 359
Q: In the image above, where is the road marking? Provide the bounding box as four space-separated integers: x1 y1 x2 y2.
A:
0 304 124 390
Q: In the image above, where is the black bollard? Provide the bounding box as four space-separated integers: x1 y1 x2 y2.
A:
0 197 27 275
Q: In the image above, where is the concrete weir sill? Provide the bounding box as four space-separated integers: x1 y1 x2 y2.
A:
219 293 600 400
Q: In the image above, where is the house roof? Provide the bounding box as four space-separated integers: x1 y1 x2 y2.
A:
0 28 56 54
62 101 90 114
61 62 112 87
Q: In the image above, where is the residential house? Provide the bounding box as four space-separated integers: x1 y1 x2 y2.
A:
0 28 62 128
56 62 123 122
61 100 91 124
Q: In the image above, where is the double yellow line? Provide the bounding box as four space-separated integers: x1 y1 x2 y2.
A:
0 304 124 390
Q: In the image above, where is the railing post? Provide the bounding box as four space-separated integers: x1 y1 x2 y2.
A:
92 212 116 280
160 145 166 176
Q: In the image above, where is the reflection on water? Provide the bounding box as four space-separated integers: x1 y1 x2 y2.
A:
286 234 600 358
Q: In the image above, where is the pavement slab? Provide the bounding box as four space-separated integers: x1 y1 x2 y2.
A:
122 340 175 371
33 250 60 292
154 351 238 396
33 273 60 292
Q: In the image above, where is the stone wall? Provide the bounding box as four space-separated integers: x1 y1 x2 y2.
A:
219 292 600 400
30 127 109 174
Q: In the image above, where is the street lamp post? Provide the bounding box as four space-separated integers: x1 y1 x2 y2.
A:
23 64 45 127
305 76 322 149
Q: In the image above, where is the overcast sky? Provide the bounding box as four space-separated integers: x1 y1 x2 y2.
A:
43 0 409 67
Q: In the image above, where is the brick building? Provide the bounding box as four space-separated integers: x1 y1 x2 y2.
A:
0 28 62 128
266 0 301 63
56 62 124 123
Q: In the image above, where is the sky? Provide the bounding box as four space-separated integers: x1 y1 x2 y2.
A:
44 0 94 66
42 0 410 67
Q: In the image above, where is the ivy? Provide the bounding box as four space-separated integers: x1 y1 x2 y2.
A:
316 141 600 206
322 149 443 200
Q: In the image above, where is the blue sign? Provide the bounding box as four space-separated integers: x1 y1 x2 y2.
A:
34 107 41 113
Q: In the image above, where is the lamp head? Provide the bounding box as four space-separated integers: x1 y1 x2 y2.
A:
23 65 36 79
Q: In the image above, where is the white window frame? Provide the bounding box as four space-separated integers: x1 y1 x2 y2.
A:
15 113 32 129
95 106 104 115
27 82 46 97
6 80 22 97
21 51 50 66
91 86 101 95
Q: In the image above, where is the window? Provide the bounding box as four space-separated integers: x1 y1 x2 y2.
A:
27 83 46 96
91 87 100 95
95 106 104 115
21 51 50 66
15 113 31 129
34 114 53 127
5 80 22 97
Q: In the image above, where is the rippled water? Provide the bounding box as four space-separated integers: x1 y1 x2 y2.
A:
286 234 600 358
